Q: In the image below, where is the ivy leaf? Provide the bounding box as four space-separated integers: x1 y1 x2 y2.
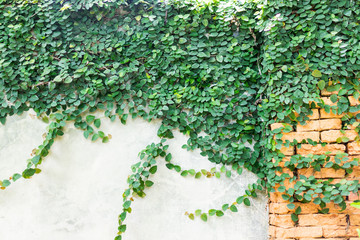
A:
94 119 101 128
244 198 250 206
330 94 338 103
118 224 127 233
12 173 21 182
312 70 322 78
350 201 360 209
165 153 172 162
91 134 99 141
222 204 229 211
291 213 298 222
216 55 223 62
195 209 202 216
145 180 154 187
230 205 238 212
208 209 216 216
123 201 131 209
179 38 187 44
318 80 325 90
22 168 36 178
200 213 207 222
216 210 224 217
236 196 244 204
86 115 95 123
149 166 157 174
1 180 11 187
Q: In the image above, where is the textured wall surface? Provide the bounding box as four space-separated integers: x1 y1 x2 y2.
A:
269 89 360 239
0 112 268 240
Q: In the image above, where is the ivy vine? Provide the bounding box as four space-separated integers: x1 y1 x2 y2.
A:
1 0 360 239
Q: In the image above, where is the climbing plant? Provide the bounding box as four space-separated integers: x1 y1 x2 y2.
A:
1 0 360 239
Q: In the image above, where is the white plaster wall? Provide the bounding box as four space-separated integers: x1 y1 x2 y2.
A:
0 112 268 240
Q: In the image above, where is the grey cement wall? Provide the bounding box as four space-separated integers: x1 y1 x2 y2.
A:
0 111 268 240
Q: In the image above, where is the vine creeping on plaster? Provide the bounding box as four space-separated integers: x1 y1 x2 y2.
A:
1 0 360 239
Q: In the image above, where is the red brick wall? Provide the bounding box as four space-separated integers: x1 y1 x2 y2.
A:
269 90 360 239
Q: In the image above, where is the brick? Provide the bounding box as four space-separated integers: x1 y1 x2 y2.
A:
271 238 295 240
275 180 295 190
272 157 292 167
269 226 276 237
321 89 339 96
330 201 360 214
269 214 295 227
349 142 360 155
275 227 323 238
280 145 295 155
350 214 360 225
271 123 293 131
270 192 289 203
321 130 358 143
298 214 347 226
327 178 343 184
321 110 360 120
269 202 320 214
300 238 345 240
323 226 360 237
320 97 337 106
297 121 320 132
282 132 320 142
294 109 320 120
350 96 360 106
269 201 360 215
348 165 360 179
297 144 346 155
319 119 342 131
293 119 342 132
308 109 320 119
311 97 336 108
320 108 345 119
275 167 294 177
298 168 345 179
330 155 355 165
349 191 360 201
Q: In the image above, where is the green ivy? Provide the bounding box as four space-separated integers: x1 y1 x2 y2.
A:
1 0 360 239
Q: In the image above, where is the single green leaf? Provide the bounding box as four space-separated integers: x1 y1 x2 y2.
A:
312 69 322 78
149 166 157 174
94 119 101 128
123 201 131 209
244 198 250 206
230 205 238 212
216 210 224 217
291 213 298 222
200 213 207 222
318 80 325 90
145 180 154 187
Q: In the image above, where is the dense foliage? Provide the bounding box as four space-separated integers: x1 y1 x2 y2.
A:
1 0 360 238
